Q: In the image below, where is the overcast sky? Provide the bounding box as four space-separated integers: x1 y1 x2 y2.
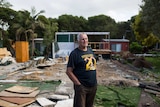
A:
8 0 142 22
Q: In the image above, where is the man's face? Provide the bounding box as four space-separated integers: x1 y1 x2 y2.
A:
79 34 88 47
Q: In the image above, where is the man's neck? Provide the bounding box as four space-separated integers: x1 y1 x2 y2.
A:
78 46 87 51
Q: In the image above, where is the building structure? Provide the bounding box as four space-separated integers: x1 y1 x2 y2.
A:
102 39 129 54
34 32 130 59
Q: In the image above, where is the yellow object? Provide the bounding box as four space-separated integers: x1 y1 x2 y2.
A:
15 41 29 62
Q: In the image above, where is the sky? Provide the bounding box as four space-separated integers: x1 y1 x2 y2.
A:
8 0 142 22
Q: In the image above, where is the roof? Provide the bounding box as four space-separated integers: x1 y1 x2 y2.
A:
55 32 110 35
103 39 129 42
34 38 43 41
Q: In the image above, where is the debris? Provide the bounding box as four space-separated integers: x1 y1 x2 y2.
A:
0 48 11 58
0 99 19 107
54 81 74 97
55 99 73 107
0 48 14 66
144 89 160 95
0 85 40 106
0 86 40 98
49 94 69 101
133 57 152 69
0 54 159 106
34 56 56 69
5 85 38 94
0 80 17 83
36 97 56 107
139 82 160 100
0 97 35 105
0 74 7 80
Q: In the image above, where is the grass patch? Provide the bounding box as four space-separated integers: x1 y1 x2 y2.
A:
145 57 160 81
0 80 61 92
145 57 160 72
95 85 141 107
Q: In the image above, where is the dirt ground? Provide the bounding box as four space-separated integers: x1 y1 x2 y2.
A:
42 58 159 107
7 58 141 85
4 58 160 107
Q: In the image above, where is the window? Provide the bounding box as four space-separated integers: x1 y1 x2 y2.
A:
35 42 45 55
111 44 121 52
57 34 76 42
70 34 75 42
57 35 69 42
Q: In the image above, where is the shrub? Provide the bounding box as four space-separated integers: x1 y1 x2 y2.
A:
130 42 142 54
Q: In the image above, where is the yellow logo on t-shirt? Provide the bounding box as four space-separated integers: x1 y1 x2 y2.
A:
82 54 96 71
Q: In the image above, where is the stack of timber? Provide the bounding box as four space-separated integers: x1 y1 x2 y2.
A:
0 85 40 107
139 82 160 97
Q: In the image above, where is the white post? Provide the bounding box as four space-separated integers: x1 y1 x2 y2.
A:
52 42 55 58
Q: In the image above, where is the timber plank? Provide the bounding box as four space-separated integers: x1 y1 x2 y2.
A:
0 99 18 107
5 85 38 94
144 89 160 95
0 90 40 98
0 97 35 105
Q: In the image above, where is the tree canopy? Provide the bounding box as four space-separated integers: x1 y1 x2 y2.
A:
141 0 160 38
131 0 160 47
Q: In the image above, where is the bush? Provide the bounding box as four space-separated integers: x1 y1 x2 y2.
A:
130 42 142 54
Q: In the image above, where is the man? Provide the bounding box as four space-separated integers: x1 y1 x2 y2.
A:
66 33 97 107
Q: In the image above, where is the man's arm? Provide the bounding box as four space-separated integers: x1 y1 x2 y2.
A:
66 67 81 85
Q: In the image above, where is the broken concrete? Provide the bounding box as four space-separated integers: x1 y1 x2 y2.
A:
55 99 73 107
0 56 159 106
49 94 69 101
36 97 56 107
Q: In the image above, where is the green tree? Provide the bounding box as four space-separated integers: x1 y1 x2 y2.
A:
87 14 117 37
0 7 17 39
141 0 160 38
116 21 134 40
142 33 159 47
57 14 87 32
13 7 45 59
29 7 45 58
37 15 58 59
0 2 17 56
131 13 149 44
131 12 159 48
13 10 32 41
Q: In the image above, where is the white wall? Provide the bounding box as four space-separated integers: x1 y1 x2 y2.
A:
53 42 78 58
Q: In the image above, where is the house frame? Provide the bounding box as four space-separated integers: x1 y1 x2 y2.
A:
34 32 130 59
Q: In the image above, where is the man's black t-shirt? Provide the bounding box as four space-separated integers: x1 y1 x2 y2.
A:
67 48 97 87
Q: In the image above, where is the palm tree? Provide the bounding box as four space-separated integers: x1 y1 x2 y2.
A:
13 10 31 41
13 7 45 59
43 18 58 60
29 7 45 59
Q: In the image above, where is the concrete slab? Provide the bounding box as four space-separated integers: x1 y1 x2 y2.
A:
49 94 69 101
36 97 56 107
55 99 73 107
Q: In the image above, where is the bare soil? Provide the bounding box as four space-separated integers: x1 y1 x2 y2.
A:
5 58 160 107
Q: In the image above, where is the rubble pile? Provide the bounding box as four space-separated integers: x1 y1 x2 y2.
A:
0 48 15 66
0 49 159 106
133 57 153 69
